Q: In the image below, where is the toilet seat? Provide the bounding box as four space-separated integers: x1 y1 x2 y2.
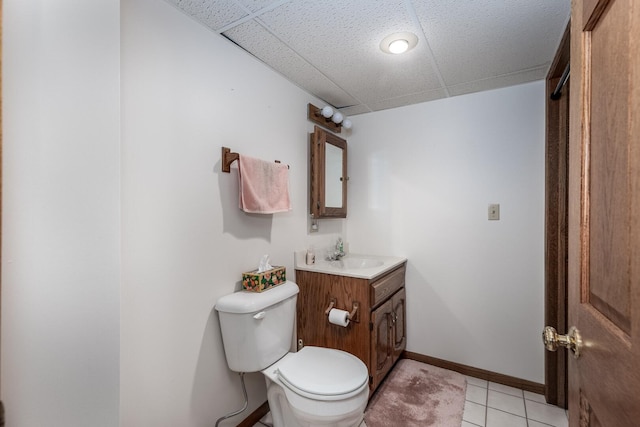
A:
276 346 368 401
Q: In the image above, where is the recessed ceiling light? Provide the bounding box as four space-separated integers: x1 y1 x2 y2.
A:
380 32 418 55
388 39 409 54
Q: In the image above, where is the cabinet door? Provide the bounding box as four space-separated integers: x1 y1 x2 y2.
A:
391 288 406 361
370 299 393 391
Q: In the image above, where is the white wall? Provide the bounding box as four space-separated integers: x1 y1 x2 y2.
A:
2 0 121 426
120 0 339 425
2 0 339 425
346 81 546 383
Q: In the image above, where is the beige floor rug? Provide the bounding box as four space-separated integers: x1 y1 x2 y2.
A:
364 359 467 427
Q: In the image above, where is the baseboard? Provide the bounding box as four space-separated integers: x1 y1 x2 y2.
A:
237 401 269 427
402 351 545 395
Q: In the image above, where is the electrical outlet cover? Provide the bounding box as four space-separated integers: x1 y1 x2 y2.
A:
488 204 500 220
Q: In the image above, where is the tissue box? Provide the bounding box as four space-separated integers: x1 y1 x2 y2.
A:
242 266 286 292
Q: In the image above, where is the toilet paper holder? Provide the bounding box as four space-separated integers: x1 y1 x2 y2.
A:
325 298 359 323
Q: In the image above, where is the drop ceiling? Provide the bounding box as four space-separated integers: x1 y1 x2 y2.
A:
165 0 571 116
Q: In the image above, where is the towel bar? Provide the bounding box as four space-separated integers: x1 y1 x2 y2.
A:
221 146 289 173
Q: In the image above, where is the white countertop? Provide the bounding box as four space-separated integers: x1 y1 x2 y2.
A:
294 251 407 280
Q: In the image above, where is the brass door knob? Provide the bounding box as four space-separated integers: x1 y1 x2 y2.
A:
542 326 583 359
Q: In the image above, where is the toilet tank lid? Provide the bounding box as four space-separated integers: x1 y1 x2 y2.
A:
215 281 299 314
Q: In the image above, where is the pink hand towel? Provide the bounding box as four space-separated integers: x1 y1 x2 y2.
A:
238 155 292 214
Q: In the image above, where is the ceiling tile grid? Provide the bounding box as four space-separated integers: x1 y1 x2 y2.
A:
163 0 571 114
251 0 443 107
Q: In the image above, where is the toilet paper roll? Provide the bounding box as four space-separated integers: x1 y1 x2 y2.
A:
328 308 350 327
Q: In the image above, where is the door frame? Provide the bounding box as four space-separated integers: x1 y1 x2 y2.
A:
544 22 570 408
1 0 4 422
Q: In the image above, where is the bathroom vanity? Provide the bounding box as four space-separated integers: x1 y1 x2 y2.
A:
294 254 407 393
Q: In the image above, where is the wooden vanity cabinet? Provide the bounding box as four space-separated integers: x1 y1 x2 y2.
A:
295 263 406 393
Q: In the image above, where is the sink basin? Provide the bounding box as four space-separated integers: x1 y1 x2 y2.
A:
330 257 384 269
295 251 407 279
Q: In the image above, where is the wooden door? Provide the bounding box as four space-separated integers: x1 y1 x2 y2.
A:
391 288 406 361
567 1 640 425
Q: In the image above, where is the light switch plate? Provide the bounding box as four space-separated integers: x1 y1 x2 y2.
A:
488 204 500 220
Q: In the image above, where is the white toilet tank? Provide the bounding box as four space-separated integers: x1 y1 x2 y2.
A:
215 281 299 373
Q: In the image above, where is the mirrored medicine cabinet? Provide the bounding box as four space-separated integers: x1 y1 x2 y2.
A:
310 125 348 218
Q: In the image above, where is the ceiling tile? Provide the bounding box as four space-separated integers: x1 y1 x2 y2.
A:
258 0 443 103
167 0 571 114
412 0 570 86
446 65 548 97
366 88 449 112
234 0 286 14
338 105 372 117
166 0 248 31
223 20 359 107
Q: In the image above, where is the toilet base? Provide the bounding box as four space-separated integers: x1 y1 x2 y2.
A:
265 379 367 427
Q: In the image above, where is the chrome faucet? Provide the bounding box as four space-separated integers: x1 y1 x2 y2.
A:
327 238 345 261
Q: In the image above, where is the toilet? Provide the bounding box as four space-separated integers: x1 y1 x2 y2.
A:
215 280 369 427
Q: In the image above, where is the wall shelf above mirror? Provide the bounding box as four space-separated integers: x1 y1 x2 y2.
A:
310 126 348 219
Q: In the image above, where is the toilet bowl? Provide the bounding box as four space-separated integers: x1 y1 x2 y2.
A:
215 281 369 427
262 346 369 427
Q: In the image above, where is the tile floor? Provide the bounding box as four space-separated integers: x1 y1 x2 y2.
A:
463 376 568 427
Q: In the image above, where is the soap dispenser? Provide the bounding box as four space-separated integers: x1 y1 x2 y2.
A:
306 246 316 265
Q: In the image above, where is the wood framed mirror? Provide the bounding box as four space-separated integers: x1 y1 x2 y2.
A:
310 126 347 218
